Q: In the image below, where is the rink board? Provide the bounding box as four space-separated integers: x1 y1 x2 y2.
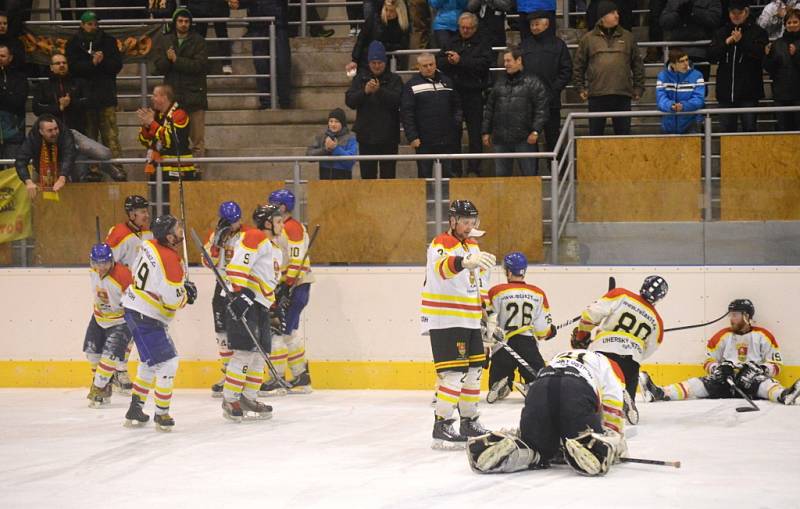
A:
1 266 798 388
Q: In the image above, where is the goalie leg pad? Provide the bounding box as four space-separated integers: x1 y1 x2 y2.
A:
563 429 624 476
467 432 540 473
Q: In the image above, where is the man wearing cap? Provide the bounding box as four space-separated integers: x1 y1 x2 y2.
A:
345 41 403 179
65 11 126 180
306 108 359 180
153 7 209 165
572 0 645 135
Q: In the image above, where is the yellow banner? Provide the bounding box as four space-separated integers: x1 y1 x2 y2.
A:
0 167 32 243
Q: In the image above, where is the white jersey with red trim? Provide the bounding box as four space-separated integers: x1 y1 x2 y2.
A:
202 224 252 274
105 222 153 269
420 232 489 334
703 326 783 377
549 349 626 434
581 288 664 364
488 282 553 339
226 228 283 308
277 217 314 286
90 263 133 328
122 240 188 324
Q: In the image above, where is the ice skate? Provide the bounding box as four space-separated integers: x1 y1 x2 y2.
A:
460 416 491 438
432 417 467 450
111 371 133 395
222 399 244 422
623 390 639 425
210 375 225 398
288 371 313 394
486 380 511 404
124 396 150 427
639 371 668 402
240 396 273 420
86 383 112 408
154 413 175 432
779 379 800 405
258 378 288 397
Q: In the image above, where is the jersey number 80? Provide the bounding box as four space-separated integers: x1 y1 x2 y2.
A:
612 311 653 340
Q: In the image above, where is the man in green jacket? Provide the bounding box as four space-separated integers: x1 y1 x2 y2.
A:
571 0 645 135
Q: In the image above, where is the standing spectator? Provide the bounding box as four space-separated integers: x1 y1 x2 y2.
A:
437 12 492 177
764 8 800 130
137 84 198 180
587 0 634 30
758 0 800 38
146 0 178 18
15 114 77 199
0 12 25 71
656 48 706 134
572 1 645 136
660 0 722 90
467 0 512 48
345 41 403 179
515 0 555 41
409 0 432 48
153 8 210 163
400 53 462 178
66 11 126 180
236 0 292 109
645 0 667 63
0 43 25 162
188 0 233 74
709 0 768 132
429 0 468 48
347 0 411 73
482 46 549 176
347 0 364 36
521 13 572 155
288 3 335 37
306 108 358 180
2 0 32 37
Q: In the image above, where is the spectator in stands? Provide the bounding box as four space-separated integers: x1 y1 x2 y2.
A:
66 11 126 180
758 0 799 38
400 52 462 178
33 53 115 182
0 12 25 71
709 0 768 132
153 8 210 163
522 12 572 155
429 0 468 48
646 0 667 63
660 0 721 90
307 108 359 180
468 0 512 48
587 0 634 30
409 0 432 48
147 0 178 19
764 8 800 130
2 0 31 36
59 1 87 21
288 3 335 38
572 1 645 136
137 84 198 180
437 12 492 177
482 46 549 176
347 0 411 73
235 0 292 109
188 0 233 74
346 0 364 36
15 114 76 199
345 41 403 179
0 43 26 162
656 48 706 134
515 0 555 41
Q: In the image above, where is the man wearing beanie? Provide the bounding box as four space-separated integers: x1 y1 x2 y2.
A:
572 1 645 135
153 7 209 169
307 108 359 180
345 41 403 179
587 0 635 30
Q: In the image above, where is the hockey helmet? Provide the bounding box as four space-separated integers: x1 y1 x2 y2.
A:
151 214 179 243
218 200 242 224
89 243 114 264
728 299 754 319
269 189 295 212
449 199 479 219
124 194 149 213
503 252 528 276
640 275 668 304
252 204 282 231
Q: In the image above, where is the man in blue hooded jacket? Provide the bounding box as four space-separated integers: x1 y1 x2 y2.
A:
656 48 706 134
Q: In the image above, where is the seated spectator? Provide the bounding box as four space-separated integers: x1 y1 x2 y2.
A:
0 43 26 162
482 46 549 176
15 114 77 199
709 0 768 132
467 0 512 48
515 0 555 41
307 108 358 180
758 0 799 38
656 48 706 134
345 41 403 179
146 0 178 19
660 0 721 89
764 8 800 130
137 84 197 180
188 0 233 74
0 11 25 71
429 0 468 48
347 0 411 73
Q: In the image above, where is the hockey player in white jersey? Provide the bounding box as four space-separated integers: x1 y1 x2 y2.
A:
572 275 668 425
485 252 555 403
640 299 800 406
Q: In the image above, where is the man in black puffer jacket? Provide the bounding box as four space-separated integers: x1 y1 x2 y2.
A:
482 46 549 177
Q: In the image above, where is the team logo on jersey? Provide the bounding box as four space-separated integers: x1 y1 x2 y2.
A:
274 260 281 274
224 247 234 263
96 287 110 305
737 344 748 362
456 341 466 359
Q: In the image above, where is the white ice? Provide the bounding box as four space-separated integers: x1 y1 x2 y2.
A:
0 389 798 508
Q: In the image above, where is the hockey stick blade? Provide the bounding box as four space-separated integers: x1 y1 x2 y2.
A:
726 377 760 412
619 457 681 469
735 406 759 413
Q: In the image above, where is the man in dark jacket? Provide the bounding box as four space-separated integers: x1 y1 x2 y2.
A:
345 41 403 179
0 43 26 161
482 46 549 177
65 11 125 179
764 10 800 131
660 0 721 88
153 7 209 159
437 12 493 176
708 0 768 132
15 114 77 199
521 12 572 154
0 11 25 71
400 52 462 178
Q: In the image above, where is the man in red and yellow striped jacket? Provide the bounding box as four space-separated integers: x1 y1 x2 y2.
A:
137 84 196 180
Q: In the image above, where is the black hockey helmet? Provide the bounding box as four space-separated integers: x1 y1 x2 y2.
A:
253 204 281 231
449 199 479 218
640 275 668 304
151 214 179 243
124 194 149 213
728 299 754 319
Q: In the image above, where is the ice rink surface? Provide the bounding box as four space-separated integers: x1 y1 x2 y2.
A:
1 389 798 509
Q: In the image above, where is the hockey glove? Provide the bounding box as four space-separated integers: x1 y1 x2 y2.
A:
570 328 592 349
462 251 496 271
711 360 736 383
228 288 255 320
735 361 767 391
184 281 198 305
274 282 291 310
270 304 288 335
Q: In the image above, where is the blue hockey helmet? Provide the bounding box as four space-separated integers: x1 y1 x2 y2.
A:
503 252 528 276
640 275 668 304
218 200 242 224
90 243 114 264
269 189 295 212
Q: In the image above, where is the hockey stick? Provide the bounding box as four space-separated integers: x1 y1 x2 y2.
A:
95 216 101 243
619 457 681 469
489 328 539 379
190 228 292 389
726 376 760 412
555 276 617 331
177 173 190 268
664 311 728 333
